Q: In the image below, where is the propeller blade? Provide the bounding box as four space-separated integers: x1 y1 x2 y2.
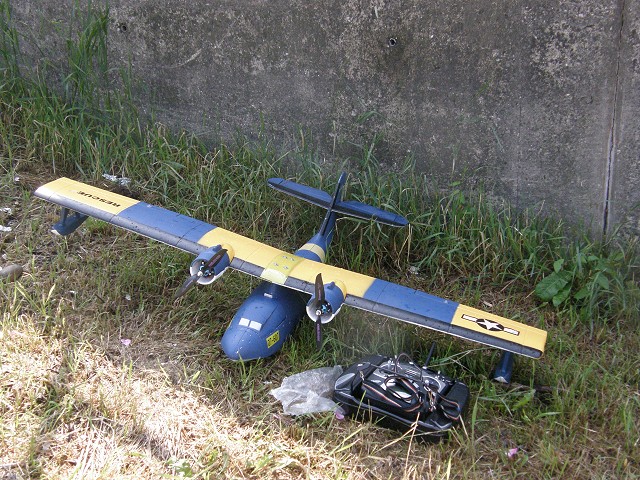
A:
315 315 323 350
313 273 331 349
204 248 227 271
174 274 199 300
314 273 324 305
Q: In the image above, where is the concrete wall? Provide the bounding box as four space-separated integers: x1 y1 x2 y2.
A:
8 0 639 238
611 1 640 239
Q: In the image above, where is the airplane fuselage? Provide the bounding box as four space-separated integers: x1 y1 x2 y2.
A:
219 183 341 360
221 280 307 360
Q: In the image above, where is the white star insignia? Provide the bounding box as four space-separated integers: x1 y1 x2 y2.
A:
476 319 502 331
461 314 520 336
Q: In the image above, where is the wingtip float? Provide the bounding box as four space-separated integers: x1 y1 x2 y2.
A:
35 174 547 379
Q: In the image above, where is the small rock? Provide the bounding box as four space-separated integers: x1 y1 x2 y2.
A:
0 264 23 282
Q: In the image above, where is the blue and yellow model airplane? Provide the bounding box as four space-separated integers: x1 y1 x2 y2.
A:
35 173 546 378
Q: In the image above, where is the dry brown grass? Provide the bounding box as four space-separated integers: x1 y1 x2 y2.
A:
0 282 459 480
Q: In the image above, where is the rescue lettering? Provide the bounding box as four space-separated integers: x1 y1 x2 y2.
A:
77 191 121 208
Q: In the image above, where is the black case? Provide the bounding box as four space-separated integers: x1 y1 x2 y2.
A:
333 354 470 439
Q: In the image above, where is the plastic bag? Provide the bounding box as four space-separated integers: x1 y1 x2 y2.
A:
270 366 343 415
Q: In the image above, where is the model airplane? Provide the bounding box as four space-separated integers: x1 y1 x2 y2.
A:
35 173 546 379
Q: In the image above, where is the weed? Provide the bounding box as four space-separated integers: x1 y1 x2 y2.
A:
535 240 640 332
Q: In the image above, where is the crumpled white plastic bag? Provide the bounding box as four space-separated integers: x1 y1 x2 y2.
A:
270 365 343 415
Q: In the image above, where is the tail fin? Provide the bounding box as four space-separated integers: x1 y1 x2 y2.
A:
267 173 408 228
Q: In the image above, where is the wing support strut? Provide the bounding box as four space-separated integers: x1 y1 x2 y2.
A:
491 351 515 384
52 208 89 236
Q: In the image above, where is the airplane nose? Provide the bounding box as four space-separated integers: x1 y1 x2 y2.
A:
220 324 265 361
219 281 305 360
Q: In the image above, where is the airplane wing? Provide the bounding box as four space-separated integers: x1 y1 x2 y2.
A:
35 177 547 358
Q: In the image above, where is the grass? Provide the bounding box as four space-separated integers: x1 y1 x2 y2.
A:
1 3 639 479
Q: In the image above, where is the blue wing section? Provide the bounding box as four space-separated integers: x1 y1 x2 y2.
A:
355 279 459 319
117 202 214 252
332 200 409 227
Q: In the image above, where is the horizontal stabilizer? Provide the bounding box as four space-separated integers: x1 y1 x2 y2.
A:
268 177 408 227
332 200 408 227
268 178 333 208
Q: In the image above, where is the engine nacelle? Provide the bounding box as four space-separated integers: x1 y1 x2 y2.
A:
189 244 234 285
306 280 346 324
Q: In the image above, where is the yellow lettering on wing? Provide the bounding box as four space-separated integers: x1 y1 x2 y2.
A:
38 178 138 215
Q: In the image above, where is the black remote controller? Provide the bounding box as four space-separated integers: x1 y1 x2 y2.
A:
333 354 470 439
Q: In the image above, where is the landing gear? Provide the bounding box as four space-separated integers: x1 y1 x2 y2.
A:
491 351 514 384
53 208 88 236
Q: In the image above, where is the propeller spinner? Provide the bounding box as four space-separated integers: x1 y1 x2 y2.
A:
174 248 228 300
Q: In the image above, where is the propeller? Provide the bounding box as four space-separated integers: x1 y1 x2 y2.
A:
312 273 333 349
174 248 228 300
